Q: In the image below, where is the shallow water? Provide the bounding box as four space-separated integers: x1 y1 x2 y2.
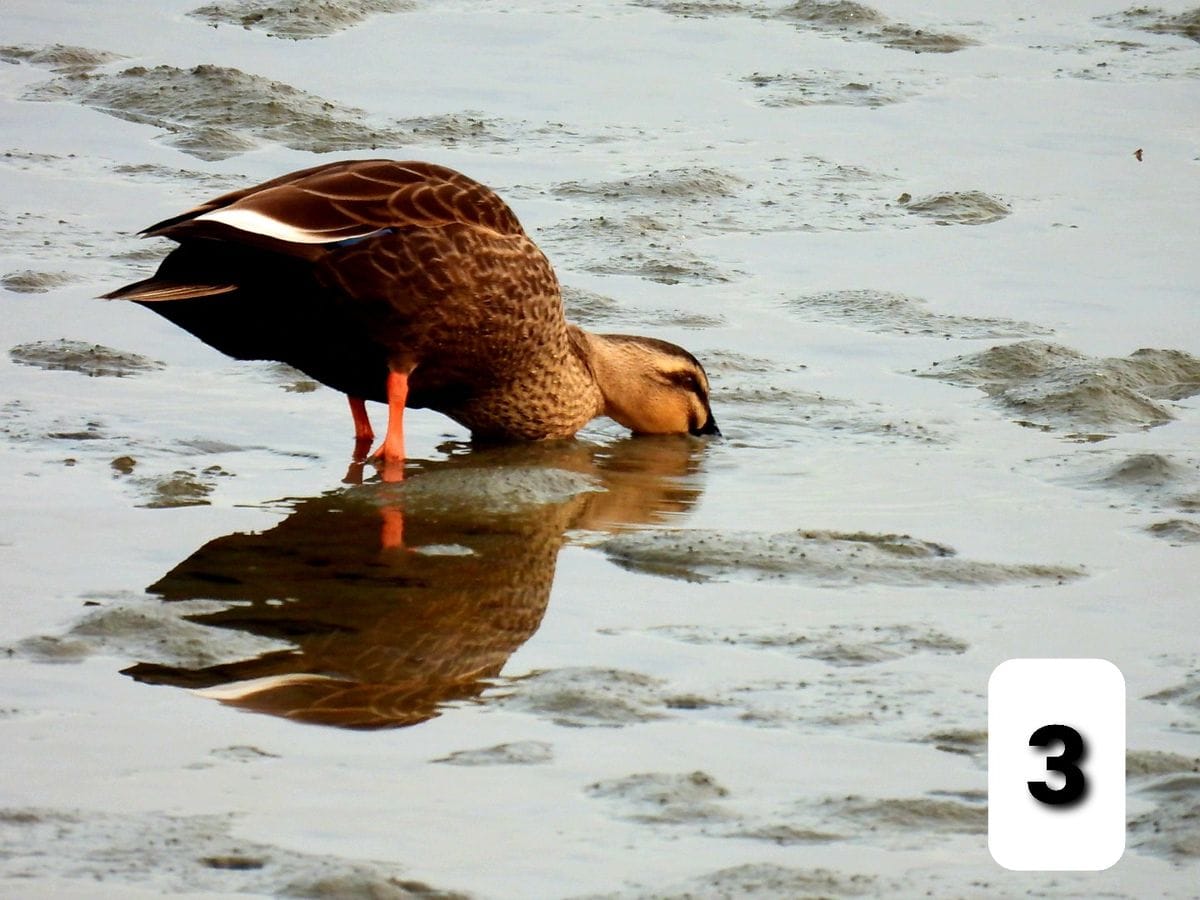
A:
2 0 1199 896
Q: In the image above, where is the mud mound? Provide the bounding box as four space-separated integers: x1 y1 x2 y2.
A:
1147 519 1200 544
586 770 732 824
546 167 747 284
189 0 415 39
7 597 289 668
553 167 746 202
780 0 881 26
652 623 967 666
901 190 1011 225
1103 452 1190 487
491 667 674 727
596 863 880 899
0 43 122 73
562 285 724 329
777 1 974 53
1128 750 1200 777
1103 6 1200 44
26 64 515 159
603 528 1084 587
708 349 947 447
9 339 164 377
923 341 1200 432
633 0 763 17
545 215 736 284
1 270 76 293
541 158 903 284
1146 673 1200 714
0 807 461 897
27 64 403 159
822 795 987 834
1053 451 1200 522
639 0 972 53
744 70 920 108
397 465 601 515
431 741 553 766
134 466 234 508
1129 774 1200 860
786 289 1050 338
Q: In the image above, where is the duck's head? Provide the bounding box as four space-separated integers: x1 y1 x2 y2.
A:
581 331 719 438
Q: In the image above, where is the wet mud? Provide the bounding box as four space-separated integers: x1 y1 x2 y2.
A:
586 770 732 824
189 0 416 39
431 740 554 766
8 339 164 377
641 0 974 54
923 341 1200 433
650 622 968 667
1048 451 1200 521
1128 751 1200 861
1 269 76 293
133 465 232 508
1103 6 1200 44
493 668 675 728
0 43 122 73
538 158 907 284
580 765 990 883
899 190 1011 226
0 807 462 897
708 349 947 447
586 862 883 899
562 285 726 331
488 640 986 746
785 289 1051 339
744 70 924 108
818 794 987 837
775 1 975 54
26 63 410 160
602 528 1084 587
1146 518 1200 544
8 596 290 668
1145 672 1200 727
19 59 544 161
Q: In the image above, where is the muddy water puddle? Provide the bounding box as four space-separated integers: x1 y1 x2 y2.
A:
3 0 1200 897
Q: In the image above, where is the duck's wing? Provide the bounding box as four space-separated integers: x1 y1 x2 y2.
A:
142 159 527 252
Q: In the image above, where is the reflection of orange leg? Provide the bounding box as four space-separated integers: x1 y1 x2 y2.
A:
348 396 374 462
379 504 405 550
374 370 409 483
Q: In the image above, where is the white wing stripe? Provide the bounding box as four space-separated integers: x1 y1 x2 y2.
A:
195 207 378 244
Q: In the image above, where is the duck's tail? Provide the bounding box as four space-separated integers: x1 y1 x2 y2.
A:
100 278 237 303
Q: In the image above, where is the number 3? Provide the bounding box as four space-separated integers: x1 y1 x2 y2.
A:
1027 724 1087 806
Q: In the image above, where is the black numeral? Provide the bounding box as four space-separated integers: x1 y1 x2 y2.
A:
1027 723 1087 807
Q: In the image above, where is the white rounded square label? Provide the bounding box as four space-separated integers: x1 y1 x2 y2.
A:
988 658 1125 871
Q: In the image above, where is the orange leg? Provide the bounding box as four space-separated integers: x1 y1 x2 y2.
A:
373 370 409 483
348 396 374 462
349 396 374 441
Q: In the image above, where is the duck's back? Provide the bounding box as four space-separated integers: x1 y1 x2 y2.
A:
106 160 573 417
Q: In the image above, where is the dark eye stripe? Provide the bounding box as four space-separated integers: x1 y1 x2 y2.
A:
664 370 703 394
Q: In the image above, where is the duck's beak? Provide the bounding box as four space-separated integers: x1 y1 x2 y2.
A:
691 415 721 438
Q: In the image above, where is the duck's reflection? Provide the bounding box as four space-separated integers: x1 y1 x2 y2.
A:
123 437 707 728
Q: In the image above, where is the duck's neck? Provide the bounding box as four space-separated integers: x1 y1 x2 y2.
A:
565 325 608 420
568 327 641 433
452 325 603 440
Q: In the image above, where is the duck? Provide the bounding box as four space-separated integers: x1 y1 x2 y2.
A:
104 159 718 479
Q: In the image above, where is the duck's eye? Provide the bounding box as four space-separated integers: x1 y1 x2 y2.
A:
663 370 701 395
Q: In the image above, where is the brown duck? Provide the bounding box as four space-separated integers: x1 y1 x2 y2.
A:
104 159 718 477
